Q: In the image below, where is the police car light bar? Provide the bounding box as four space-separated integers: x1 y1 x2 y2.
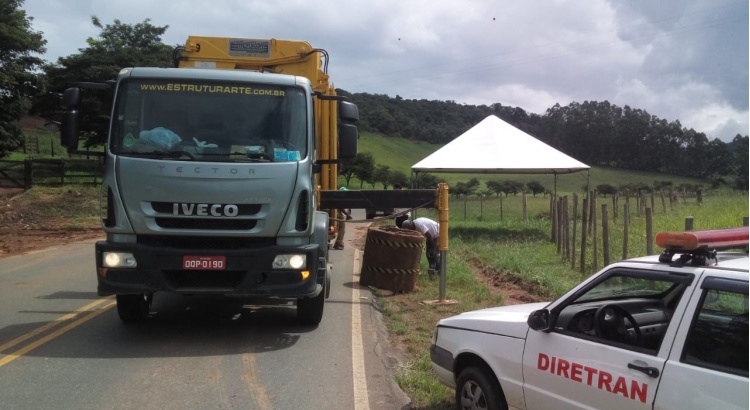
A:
655 227 749 252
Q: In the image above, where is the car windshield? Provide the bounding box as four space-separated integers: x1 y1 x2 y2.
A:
110 79 308 162
574 274 677 303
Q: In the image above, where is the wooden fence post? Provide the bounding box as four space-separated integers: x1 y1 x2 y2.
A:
646 208 653 255
592 196 598 272
580 197 588 273
551 195 557 243
557 197 563 254
650 190 655 214
622 203 629 260
602 204 610 266
564 196 570 261
571 193 578 270
522 193 528 222
685 216 694 231
612 193 618 220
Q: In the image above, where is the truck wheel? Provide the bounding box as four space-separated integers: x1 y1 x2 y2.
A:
116 293 151 323
455 365 507 410
297 284 325 325
366 212 375 220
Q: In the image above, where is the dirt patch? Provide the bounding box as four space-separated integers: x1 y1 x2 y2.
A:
0 187 103 259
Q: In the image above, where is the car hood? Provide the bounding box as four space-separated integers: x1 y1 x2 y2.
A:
438 302 549 339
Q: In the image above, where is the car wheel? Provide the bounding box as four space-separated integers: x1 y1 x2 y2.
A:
455 365 507 410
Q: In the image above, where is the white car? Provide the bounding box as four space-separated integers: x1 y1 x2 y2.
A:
431 227 749 410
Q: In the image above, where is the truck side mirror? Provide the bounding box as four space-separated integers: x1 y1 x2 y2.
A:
62 87 82 107
60 88 83 150
339 123 358 159
339 101 359 123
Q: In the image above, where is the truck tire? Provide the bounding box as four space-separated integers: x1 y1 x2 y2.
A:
366 212 375 220
297 283 325 325
455 365 508 410
116 293 151 323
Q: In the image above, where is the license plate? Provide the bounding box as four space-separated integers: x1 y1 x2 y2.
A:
182 255 226 270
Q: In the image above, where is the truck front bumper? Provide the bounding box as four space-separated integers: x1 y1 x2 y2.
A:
95 240 324 299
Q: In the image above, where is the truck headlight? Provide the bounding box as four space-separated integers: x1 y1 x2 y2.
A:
431 326 439 344
102 252 137 268
273 254 306 269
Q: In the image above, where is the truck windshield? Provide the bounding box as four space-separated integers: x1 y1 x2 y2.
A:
110 79 308 162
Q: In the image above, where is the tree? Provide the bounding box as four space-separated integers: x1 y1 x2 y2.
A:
373 164 391 189
412 173 440 189
596 184 617 197
485 180 504 197
451 182 472 197
340 152 374 187
350 152 375 188
501 181 524 196
389 170 409 188
37 17 173 148
731 135 748 190
526 181 546 196
0 0 46 158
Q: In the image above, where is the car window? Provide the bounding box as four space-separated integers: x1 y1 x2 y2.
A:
554 269 690 354
575 275 676 302
682 280 749 377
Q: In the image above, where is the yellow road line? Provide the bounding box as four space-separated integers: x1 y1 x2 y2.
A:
0 300 116 368
242 354 272 410
0 297 113 353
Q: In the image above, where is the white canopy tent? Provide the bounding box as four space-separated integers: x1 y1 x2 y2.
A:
412 115 590 176
411 115 590 196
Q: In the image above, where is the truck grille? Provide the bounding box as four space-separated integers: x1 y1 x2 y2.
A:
138 235 274 249
155 218 256 230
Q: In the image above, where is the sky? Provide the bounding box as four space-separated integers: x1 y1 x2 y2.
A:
21 0 749 142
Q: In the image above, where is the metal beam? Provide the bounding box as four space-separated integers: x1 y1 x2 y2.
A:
319 189 435 210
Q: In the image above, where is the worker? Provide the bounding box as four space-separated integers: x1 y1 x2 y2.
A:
401 217 440 275
393 183 410 228
333 187 352 250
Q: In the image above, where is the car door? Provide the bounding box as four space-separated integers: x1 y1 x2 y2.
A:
521 266 697 410
654 272 748 410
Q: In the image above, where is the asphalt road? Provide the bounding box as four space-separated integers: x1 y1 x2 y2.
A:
0 216 410 410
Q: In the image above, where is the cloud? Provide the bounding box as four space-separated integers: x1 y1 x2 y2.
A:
21 0 749 142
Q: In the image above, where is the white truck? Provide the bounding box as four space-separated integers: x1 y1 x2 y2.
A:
431 227 748 410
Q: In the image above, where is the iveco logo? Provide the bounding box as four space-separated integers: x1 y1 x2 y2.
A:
173 203 239 217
